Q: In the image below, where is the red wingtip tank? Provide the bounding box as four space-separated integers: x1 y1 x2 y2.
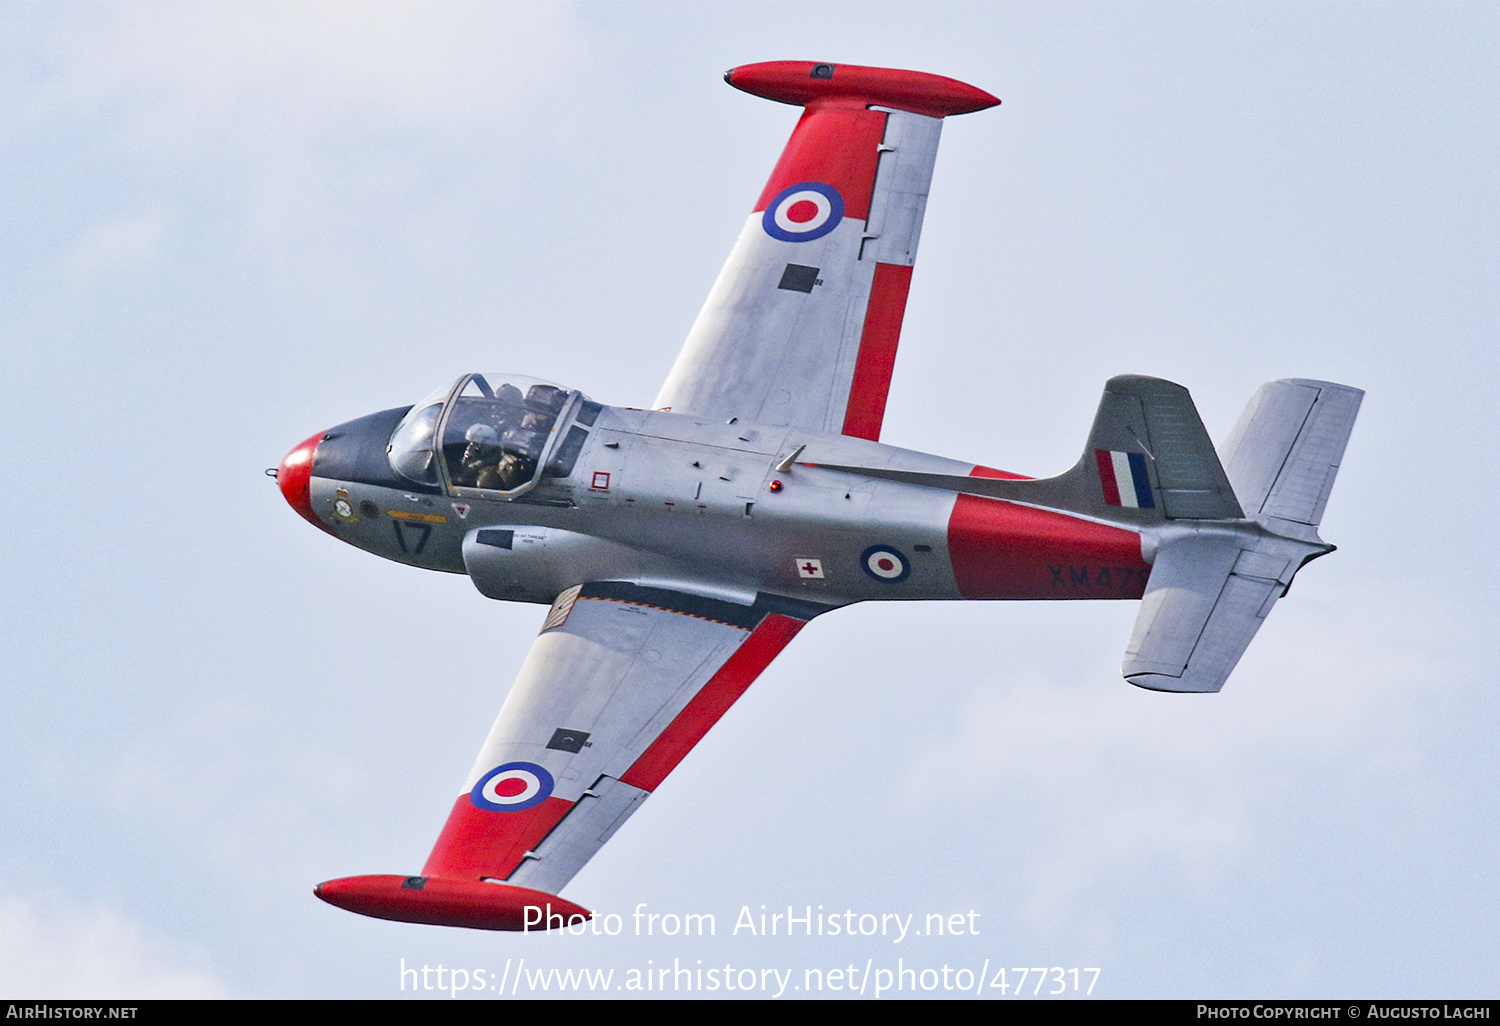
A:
724 60 1000 117
314 874 592 932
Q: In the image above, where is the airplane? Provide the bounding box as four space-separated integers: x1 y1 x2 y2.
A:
274 61 1362 932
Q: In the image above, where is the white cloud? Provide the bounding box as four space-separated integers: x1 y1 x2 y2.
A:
0 894 227 998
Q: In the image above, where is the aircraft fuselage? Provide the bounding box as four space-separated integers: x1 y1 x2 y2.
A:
284 400 1151 613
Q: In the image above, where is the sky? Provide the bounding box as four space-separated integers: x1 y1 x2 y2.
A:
2 0 1497 1001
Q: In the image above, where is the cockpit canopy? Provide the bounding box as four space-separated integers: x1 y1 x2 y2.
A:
387 373 591 497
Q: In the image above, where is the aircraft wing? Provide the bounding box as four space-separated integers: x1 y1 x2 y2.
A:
417 583 827 902
654 61 999 441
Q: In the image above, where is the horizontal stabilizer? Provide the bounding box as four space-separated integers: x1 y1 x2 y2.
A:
1123 530 1323 693
1220 379 1364 529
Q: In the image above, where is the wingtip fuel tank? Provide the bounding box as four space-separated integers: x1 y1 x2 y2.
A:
314 874 591 932
725 60 1000 117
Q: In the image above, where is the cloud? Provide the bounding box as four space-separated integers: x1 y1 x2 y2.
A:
0 893 228 998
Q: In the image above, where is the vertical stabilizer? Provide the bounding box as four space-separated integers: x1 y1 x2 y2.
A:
1078 375 1244 521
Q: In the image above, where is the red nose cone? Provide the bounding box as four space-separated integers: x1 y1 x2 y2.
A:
278 431 334 535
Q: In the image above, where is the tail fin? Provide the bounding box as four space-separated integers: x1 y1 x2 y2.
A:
1071 374 1243 521
1122 378 1363 693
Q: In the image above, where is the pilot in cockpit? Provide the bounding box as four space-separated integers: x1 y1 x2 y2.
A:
430 374 574 493
457 423 504 489
462 424 534 492
493 382 524 407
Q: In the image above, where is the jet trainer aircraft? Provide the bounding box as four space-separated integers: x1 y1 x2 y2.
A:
276 61 1362 931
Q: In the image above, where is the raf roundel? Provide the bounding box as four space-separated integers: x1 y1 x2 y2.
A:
860 545 911 583
470 762 554 813
762 181 845 243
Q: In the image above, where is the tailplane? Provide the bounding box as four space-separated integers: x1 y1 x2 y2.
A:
1220 379 1365 535
1122 379 1362 692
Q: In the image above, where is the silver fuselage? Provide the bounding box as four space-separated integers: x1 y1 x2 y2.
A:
303 401 1151 611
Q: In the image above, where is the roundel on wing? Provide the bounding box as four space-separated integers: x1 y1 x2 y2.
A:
860 544 911 583
762 182 845 242
470 762 554 812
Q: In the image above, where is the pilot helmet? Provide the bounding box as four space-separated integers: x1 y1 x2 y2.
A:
465 423 500 445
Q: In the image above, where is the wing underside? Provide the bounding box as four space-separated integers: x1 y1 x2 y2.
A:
420 583 828 898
